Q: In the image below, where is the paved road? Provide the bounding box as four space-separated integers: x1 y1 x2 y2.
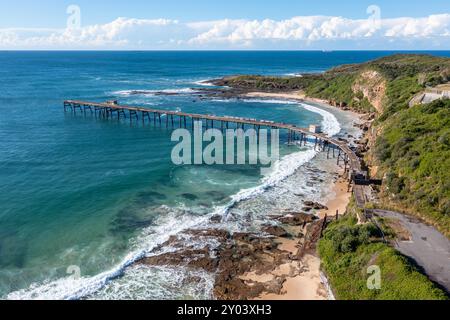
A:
372 209 450 293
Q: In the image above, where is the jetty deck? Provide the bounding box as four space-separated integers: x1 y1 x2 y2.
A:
64 100 367 207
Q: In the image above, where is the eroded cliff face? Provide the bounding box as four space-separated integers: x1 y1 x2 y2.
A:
350 70 387 178
352 70 387 113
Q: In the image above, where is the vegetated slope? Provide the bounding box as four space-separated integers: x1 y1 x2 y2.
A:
220 54 450 112
318 199 448 300
220 54 450 236
375 99 450 235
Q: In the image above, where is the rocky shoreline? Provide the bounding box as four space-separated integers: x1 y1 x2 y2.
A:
130 80 366 300
136 209 329 300
130 77 378 123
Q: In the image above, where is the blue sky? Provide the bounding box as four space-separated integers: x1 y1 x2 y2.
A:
1 0 449 27
0 0 449 49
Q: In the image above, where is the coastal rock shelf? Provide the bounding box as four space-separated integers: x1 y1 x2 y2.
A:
138 214 329 300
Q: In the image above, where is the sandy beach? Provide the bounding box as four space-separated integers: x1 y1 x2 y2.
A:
233 91 356 300
255 254 328 300
244 91 330 105
249 174 352 301
134 90 360 301
318 177 352 219
246 89 356 219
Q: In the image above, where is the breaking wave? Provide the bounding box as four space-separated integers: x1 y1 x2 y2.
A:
6 101 341 300
112 88 198 96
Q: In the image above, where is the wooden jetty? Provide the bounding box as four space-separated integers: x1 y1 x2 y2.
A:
64 100 368 207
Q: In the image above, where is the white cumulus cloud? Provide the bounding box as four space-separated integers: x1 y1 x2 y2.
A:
0 14 449 49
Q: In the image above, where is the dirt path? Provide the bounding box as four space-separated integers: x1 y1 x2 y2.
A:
372 209 450 292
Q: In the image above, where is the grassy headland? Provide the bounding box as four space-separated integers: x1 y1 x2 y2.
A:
318 198 448 300
374 98 450 234
216 54 450 237
215 54 450 299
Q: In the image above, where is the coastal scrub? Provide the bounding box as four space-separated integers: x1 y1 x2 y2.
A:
318 206 448 300
217 54 450 237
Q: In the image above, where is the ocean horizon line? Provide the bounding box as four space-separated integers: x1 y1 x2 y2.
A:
1 49 450 52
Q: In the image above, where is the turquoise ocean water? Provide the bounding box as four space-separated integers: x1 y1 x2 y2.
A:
1 51 449 299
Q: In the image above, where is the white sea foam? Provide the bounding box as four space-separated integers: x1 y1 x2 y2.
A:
210 99 233 103
219 148 318 220
7 150 319 300
126 99 159 106
112 88 197 96
241 98 299 105
112 90 155 96
193 79 215 87
6 209 212 300
239 98 341 137
194 100 341 220
159 88 198 94
87 265 214 300
210 98 299 105
189 101 341 221
285 73 303 77
300 103 341 137
211 98 299 105
6 100 341 300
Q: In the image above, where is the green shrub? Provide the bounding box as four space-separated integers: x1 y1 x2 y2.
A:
328 223 380 253
377 99 450 235
225 55 450 235
374 137 391 162
319 211 448 300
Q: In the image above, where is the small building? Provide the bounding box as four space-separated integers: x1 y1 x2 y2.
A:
351 170 372 185
309 124 322 134
106 100 118 105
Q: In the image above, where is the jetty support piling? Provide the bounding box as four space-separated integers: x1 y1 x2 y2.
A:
63 99 365 206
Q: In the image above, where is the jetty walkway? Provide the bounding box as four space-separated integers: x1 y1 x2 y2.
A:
64 100 369 208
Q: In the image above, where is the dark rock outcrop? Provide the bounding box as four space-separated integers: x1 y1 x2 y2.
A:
303 201 329 210
276 212 316 226
263 225 290 238
141 248 219 272
298 219 327 258
135 206 326 300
